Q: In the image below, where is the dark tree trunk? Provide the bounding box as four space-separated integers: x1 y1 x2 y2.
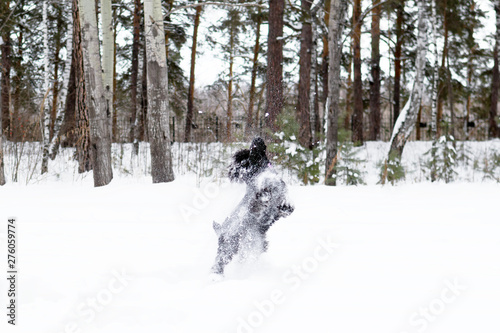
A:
1 6 11 138
72 0 92 173
352 0 363 145
130 0 141 143
185 4 201 142
436 0 448 138
297 0 313 149
490 2 500 138
247 5 262 137
369 0 381 141
265 0 285 135
393 0 404 130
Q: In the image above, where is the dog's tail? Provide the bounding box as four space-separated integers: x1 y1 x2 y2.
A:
213 221 222 236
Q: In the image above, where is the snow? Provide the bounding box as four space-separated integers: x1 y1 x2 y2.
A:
0 142 499 332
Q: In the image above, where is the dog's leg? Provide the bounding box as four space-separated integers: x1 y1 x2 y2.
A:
211 233 241 275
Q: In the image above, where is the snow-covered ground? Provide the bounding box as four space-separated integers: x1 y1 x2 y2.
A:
0 142 499 333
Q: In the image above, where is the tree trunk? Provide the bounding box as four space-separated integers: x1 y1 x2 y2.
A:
50 0 73 159
50 3 64 142
325 0 348 185
297 0 313 149
143 0 174 183
102 0 114 142
489 0 500 138
226 10 238 143
247 5 262 137
387 0 426 162
0 105 4 184
393 0 404 130
130 0 141 143
185 5 202 142
265 0 285 135
352 0 363 145
436 0 448 138
369 0 381 141
78 0 113 186
1 0 11 138
446 56 455 138
41 0 50 174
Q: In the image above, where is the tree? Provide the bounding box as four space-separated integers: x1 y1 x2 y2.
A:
130 0 141 144
265 0 285 135
1 0 11 137
247 3 263 137
143 0 174 183
369 0 381 141
384 0 427 178
78 0 113 186
185 4 202 142
352 0 364 145
41 0 50 174
102 0 114 142
325 0 348 185
392 0 405 130
297 0 312 149
490 0 500 138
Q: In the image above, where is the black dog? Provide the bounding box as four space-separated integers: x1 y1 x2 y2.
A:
211 138 294 276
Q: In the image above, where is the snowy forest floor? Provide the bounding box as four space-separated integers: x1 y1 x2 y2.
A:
1 141 499 333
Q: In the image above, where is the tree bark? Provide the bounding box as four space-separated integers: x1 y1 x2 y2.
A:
78 0 113 186
393 0 404 130
143 0 174 183
489 1 500 138
130 0 141 143
325 0 348 185
436 0 449 138
387 0 426 162
352 0 363 145
41 0 50 174
369 0 381 141
1 0 11 138
185 5 202 142
247 5 262 137
265 0 285 135
297 0 313 149
102 0 114 142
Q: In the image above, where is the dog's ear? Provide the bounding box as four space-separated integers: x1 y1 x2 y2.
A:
233 149 250 163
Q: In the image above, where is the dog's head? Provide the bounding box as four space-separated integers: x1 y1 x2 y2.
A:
249 137 267 164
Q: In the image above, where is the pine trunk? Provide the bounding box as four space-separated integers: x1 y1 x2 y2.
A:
352 0 363 145
143 0 174 183
387 0 427 161
436 0 448 138
247 5 262 136
78 0 113 186
325 0 348 185
185 5 201 142
297 0 313 149
369 0 381 141
130 0 141 143
489 1 500 138
1 0 11 137
265 0 285 135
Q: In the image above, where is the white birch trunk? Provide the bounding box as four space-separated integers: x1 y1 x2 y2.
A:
387 0 427 161
325 0 348 185
79 0 113 186
41 0 50 174
49 0 73 159
102 0 114 139
144 0 174 183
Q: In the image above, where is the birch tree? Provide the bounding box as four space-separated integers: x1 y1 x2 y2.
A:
384 0 427 179
49 1 73 160
325 0 347 185
143 0 174 183
41 0 50 174
78 0 113 186
102 0 114 141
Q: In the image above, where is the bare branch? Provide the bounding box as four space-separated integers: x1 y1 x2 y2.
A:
164 2 267 19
